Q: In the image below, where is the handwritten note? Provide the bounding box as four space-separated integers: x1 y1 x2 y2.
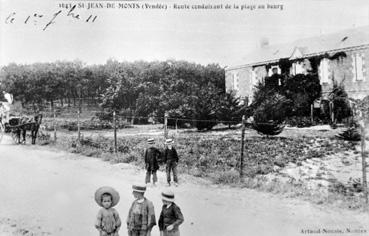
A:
4 5 97 31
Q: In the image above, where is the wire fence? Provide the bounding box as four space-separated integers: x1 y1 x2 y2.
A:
2 106 368 203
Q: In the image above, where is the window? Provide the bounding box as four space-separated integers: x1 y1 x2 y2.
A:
251 69 257 86
319 58 330 84
292 61 304 75
352 53 364 81
233 72 239 91
268 65 281 76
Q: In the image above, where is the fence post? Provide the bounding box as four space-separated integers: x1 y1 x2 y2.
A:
331 102 335 124
77 110 81 142
240 115 246 180
53 109 57 142
310 104 314 125
175 119 178 137
361 123 368 204
113 110 117 154
164 112 168 140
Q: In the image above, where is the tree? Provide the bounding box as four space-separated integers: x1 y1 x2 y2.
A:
329 83 352 123
252 93 290 136
217 92 242 128
192 84 222 130
283 74 321 116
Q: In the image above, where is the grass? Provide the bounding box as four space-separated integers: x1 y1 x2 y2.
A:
40 124 368 210
50 125 355 180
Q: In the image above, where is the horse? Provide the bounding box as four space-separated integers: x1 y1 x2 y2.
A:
13 114 43 145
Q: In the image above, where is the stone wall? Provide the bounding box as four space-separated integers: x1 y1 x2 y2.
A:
226 47 369 103
225 65 267 104
323 48 369 99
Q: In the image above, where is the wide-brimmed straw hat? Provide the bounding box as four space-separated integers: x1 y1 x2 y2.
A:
132 184 147 193
165 139 173 144
147 138 155 145
161 190 175 202
95 186 120 207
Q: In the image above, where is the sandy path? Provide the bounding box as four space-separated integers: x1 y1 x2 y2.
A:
0 136 368 236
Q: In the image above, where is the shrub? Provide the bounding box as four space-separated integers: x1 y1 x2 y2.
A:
216 92 243 128
329 83 352 122
283 74 321 117
336 128 361 141
252 122 285 136
252 93 289 136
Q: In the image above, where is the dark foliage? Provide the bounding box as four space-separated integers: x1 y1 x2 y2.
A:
329 83 352 122
285 116 313 128
217 92 243 128
336 127 361 141
283 74 321 116
252 121 285 136
252 93 289 136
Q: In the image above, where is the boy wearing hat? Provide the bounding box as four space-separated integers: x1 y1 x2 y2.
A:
144 138 161 186
127 184 156 236
158 190 184 236
163 139 179 186
95 186 122 236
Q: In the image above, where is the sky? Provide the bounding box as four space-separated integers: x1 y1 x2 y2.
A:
0 0 368 67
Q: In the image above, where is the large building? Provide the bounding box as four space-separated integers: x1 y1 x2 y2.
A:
225 26 369 104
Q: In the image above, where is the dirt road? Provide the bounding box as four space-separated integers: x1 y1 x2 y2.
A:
0 136 368 236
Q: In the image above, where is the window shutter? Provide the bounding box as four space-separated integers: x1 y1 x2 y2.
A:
352 54 356 82
233 72 239 91
362 53 366 81
319 58 329 84
251 69 257 86
352 53 364 81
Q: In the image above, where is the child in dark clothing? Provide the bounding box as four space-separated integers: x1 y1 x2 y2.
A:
158 190 184 236
144 138 161 186
163 139 179 186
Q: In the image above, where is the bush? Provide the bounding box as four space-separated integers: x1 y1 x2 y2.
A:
252 93 289 136
253 93 290 123
283 74 321 117
252 122 285 136
329 83 352 122
336 128 361 141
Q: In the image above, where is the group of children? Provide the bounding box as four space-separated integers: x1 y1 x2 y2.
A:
94 137 183 236
145 138 179 187
95 185 184 236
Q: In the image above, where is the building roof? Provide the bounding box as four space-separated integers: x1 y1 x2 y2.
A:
228 26 369 70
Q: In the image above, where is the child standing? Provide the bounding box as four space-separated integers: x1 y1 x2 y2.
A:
158 190 184 236
127 184 156 236
144 138 161 186
163 139 179 187
95 186 122 236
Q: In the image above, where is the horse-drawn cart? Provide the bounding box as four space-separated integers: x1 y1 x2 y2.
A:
0 114 43 144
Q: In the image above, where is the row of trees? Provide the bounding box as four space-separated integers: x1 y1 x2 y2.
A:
0 61 106 110
1 59 354 132
0 60 244 130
